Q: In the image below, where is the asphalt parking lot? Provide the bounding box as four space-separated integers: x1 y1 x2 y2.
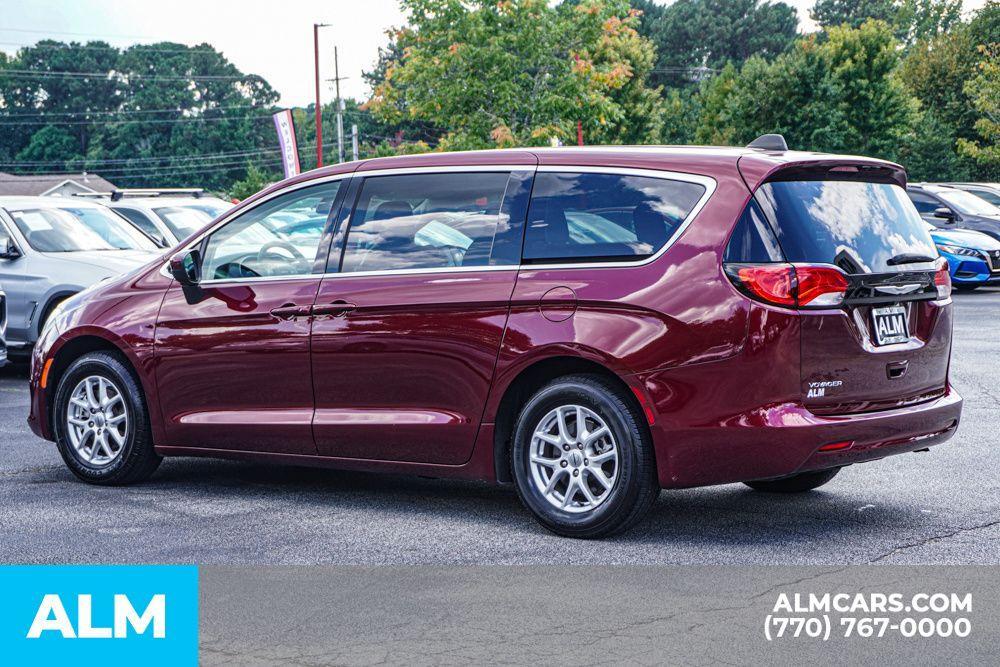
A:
2 291 999 565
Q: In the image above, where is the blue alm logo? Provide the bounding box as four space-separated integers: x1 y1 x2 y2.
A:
0 565 197 666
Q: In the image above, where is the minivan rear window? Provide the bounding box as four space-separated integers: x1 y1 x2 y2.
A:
754 180 937 274
522 172 706 263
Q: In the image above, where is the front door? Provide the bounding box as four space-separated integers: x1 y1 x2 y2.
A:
154 178 347 453
311 169 532 464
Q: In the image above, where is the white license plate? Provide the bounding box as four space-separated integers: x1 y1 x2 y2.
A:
871 305 909 346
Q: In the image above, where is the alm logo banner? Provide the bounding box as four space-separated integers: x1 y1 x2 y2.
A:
0 565 197 666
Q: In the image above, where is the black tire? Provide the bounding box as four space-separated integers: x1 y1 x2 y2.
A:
511 374 659 539
52 351 161 485
744 467 841 493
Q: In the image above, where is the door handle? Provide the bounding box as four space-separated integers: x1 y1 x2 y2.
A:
311 300 356 317
270 303 311 320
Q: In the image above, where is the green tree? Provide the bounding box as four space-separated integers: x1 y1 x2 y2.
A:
633 0 799 89
811 0 897 29
14 125 83 164
812 0 961 46
957 45 1000 175
93 43 280 190
369 0 663 149
0 40 120 164
696 20 918 162
229 162 278 200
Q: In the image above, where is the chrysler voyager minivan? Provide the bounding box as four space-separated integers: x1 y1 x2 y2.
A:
28 138 962 538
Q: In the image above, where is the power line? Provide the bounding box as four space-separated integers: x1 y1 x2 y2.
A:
0 27 155 39
0 113 276 127
0 68 255 81
0 144 315 167
0 40 220 55
0 104 274 118
5 157 285 179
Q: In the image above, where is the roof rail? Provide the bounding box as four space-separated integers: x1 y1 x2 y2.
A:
746 134 788 151
72 188 205 202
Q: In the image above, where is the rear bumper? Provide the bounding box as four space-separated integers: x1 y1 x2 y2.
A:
648 386 962 489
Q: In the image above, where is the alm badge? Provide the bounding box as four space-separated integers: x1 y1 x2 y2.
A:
0 565 197 666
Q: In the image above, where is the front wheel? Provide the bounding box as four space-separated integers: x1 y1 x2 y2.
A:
511 375 659 538
53 351 161 485
744 468 841 493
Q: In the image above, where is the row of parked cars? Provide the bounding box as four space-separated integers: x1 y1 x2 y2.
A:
0 179 998 366
907 182 1000 290
0 189 233 357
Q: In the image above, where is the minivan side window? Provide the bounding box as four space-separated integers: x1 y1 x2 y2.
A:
907 191 941 215
522 172 706 263
340 172 512 273
724 200 784 263
202 181 342 280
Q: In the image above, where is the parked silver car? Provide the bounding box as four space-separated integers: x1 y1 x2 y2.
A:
945 183 1000 208
79 189 233 248
0 196 160 351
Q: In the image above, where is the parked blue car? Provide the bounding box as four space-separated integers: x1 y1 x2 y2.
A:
929 224 1000 290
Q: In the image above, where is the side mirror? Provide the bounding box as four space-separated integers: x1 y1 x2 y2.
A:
0 238 21 259
169 248 202 286
933 207 955 221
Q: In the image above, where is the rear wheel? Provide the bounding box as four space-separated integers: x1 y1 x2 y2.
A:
511 375 659 538
744 468 840 493
53 351 160 485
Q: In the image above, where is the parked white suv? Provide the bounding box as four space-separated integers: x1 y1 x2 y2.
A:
78 189 233 248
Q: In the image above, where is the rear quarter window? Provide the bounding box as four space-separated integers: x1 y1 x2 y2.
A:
522 172 706 263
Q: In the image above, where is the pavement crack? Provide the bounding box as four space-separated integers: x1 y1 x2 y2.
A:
868 519 1000 563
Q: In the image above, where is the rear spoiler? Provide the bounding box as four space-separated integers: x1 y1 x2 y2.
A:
738 134 907 190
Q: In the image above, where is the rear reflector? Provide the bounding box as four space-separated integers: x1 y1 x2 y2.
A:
726 263 848 309
818 440 853 452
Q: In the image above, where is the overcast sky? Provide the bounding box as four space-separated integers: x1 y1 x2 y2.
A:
0 0 988 107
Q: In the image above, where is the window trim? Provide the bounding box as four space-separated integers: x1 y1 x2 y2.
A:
162 164 717 284
520 166 716 270
334 168 526 277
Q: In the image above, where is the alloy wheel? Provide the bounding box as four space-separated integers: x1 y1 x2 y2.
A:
65 375 129 467
528 404 619 514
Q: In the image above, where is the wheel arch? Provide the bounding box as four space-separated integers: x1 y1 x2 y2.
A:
44 330 144 436
490 354 653 484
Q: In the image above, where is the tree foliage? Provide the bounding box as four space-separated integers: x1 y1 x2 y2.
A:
957 45 1000 174
368 0 664 149
633 0 799 88
0 41 279 191
694 20 917 162
811 0 962 46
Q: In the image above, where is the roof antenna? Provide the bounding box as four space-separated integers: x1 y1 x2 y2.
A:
746 134 788 151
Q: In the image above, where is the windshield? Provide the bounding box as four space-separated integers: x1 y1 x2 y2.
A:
936 189 1000 216
61 206 157 250
9 206 154 252
755 180 937 274
153 206 214 239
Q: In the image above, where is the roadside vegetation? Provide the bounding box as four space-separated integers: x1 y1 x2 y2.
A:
0 0 997 194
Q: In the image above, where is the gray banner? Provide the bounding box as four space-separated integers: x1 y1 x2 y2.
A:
200 566 999 665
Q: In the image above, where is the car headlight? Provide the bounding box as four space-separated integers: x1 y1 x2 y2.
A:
936 244 984 259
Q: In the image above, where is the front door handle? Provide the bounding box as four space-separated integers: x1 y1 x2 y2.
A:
312 300 356 317
270 304 311 320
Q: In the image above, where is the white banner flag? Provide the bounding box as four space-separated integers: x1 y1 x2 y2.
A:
272 110 301 178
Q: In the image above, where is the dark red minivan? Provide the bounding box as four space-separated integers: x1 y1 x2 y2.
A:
28 139 962 537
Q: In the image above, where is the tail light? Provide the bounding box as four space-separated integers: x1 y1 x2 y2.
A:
725 263 849 309
934 262 952 299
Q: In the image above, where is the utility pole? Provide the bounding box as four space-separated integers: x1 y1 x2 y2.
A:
334 46 345 163
313 23 330 168
351 124 359 162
